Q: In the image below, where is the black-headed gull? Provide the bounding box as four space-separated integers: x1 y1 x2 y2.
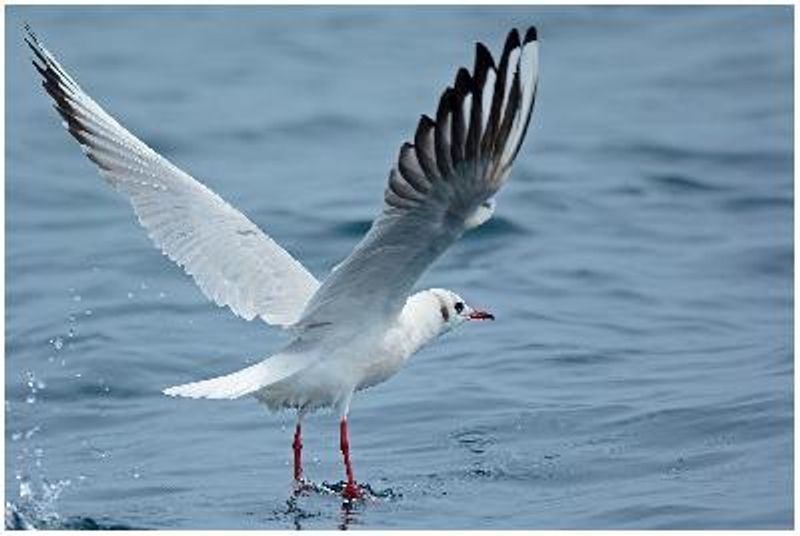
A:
26 24 538 500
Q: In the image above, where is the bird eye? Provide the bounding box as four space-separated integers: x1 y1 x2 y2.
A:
454 302 464 314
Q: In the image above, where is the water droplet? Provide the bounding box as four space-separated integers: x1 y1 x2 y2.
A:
72 295 82 303
33 448 44 468
48 336 63 350
158 291 166 299
84 309 92 316
41 477 71 503
127 292 134 299
12 431 23 442
19 477 32 500
140 282 148 290
88 446 110 460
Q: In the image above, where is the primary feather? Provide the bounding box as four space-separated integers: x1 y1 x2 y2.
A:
295 27 538 336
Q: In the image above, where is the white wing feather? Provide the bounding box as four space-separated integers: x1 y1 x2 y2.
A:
25 28 319 327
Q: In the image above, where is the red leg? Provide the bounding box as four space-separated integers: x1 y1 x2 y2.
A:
292 421 303 482
339 418 361 499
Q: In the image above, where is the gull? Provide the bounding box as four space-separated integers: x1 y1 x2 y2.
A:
26 24 539 500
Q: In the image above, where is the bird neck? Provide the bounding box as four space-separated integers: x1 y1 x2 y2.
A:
397 290 447 354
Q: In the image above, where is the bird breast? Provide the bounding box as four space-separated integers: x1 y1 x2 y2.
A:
354 321 419 392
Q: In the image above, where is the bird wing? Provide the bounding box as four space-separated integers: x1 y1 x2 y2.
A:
296 27 539 333
25 26 320 327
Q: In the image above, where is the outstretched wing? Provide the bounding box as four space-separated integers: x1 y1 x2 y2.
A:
25 26 320 327
297 27 538 332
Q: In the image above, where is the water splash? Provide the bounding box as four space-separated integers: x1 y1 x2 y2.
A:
6 496 136 530
309 480 400 501
5 326 74 529
5 475 72 529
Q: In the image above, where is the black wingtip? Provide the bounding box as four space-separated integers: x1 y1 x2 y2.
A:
454 67 472 90
418 114 435 130
23 22 39 46
524 26 538 43
437 86 455 114
23 23 49 67
474 42 496 72
503 28 521 55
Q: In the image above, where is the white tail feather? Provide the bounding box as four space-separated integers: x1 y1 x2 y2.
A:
163 352 314 400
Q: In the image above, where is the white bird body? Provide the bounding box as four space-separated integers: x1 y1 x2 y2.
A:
165 288 460 414
26 24 539 498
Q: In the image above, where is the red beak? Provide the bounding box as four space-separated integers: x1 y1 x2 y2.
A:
468 310 495 321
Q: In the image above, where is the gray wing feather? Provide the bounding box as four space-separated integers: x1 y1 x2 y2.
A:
296 27 539 332
25 26 320 327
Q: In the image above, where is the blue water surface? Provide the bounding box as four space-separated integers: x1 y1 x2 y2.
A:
5 5 793 529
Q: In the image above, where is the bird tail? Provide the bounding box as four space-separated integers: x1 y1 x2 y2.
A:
163 352 314 400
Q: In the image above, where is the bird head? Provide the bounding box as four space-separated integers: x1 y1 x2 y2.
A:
427 288 495 334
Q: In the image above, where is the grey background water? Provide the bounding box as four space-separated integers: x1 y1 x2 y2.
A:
5 5 793 530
